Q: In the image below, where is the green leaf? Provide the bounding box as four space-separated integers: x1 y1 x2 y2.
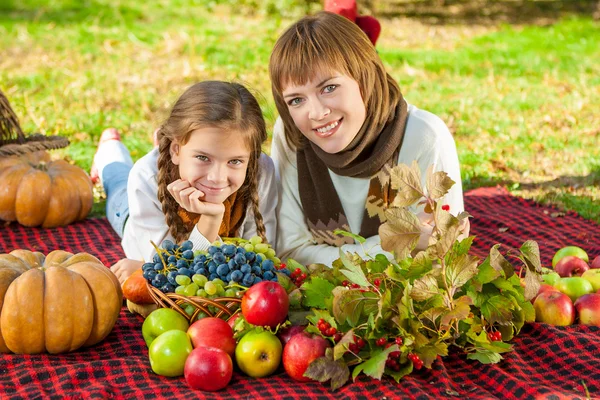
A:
445 253 480 289
333 229 366 244
480 295 515 325
452 235 475 258
332 289 364 327
426 165 455 201
288 310 311 326
376 289 393 321
367 254 390 274
390 161 425 207
467 349 503 364
352 345 398 381
405 251 433 280
411 273 440 301
475 257 502 285
489 245 514 278
379 208 421 260
302 277 336 309
339 250 371 288
303 356 350 391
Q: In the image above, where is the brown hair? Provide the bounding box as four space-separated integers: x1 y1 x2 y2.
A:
156 81 268 243
269 11 400 150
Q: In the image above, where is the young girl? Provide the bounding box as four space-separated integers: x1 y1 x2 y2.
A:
269 11 468 266
92 81 278 284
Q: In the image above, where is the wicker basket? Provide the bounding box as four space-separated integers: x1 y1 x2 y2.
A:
146 282 241 323
0 89 69 157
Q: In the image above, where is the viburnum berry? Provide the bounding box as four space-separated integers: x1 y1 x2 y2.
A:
341 280 349 287
348 343 359 353
373 278 381 287
333 333 343 343
395 337 403 345
442 204 450 211
278 262 286 270
376 337 387 347
356 337 366 349
351 283 360 289
325 327 337 336
389 351 401 359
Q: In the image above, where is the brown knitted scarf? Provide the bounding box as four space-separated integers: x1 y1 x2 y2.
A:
297 99 408 246
177 191 247 239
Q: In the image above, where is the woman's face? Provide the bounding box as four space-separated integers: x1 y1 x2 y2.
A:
282 71 366 154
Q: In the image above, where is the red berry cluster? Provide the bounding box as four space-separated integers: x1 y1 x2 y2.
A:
441 204 450 211
487 331 502 342
407 353 423 370
376 336 403 347
348 335 366 354
291 267 308 287
317 319 342 342
341 280 360 289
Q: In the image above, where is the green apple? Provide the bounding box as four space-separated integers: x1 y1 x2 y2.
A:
148 330 193 377
542 271 561 286
581 269 600 292
142 308 189 347
235 329 282 378
555 277 594 302
552 246 588 267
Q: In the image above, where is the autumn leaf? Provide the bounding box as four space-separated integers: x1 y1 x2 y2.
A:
390 161 425 207
489 245 514 278
519 240 543 274
445 253 480 290
426 165 455 201
379 207 421 259
411 273 440 301
339 250 371 288
333 329 355 360
440 296 473 330
467 349 503 364
405 251 433 280
304 356 350 391
520 271 540 302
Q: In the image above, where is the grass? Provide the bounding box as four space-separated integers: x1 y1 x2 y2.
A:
1 0 599 222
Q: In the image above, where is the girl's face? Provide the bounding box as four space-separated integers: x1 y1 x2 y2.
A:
282 71 366 154
170 126 250 204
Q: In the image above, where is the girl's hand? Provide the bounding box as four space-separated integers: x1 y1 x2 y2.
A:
110 258 144 285
167 179 225 217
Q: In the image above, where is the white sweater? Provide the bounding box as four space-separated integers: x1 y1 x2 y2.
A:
271 104 464 267
121 148 278 262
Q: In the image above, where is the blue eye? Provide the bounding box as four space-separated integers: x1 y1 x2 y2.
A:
323 84 337 93
287 98 302 106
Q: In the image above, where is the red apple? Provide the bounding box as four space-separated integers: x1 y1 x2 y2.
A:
277 325 306 346
554 256 589 277
187 317 236 357
531 283 559 304
242 281 289 328
591 255 600 270
184 346 233 391
283 333 331 382
533 291 575 326
574 293 600 327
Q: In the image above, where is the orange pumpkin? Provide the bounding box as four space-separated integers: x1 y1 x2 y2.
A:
122 269 154 304
0 151 93 228
0 249 123 354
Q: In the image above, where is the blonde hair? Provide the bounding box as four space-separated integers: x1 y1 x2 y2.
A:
156 81 267 243
269 11 400 150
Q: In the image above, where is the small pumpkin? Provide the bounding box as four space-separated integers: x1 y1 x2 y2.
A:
0 249 123 354
122 269 154 305
0 151 93 228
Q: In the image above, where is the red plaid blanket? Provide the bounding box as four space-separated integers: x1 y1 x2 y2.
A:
0 186 599 399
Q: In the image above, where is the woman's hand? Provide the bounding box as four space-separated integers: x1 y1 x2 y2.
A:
110 258 144 285
167 179 225 217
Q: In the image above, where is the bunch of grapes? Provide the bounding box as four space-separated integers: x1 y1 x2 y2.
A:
141 236 290 295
